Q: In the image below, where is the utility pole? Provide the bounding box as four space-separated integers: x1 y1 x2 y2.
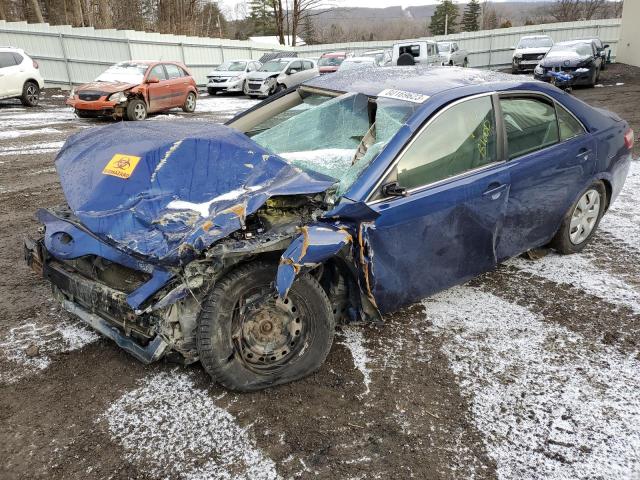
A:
445 13 448 35
217 14 222 38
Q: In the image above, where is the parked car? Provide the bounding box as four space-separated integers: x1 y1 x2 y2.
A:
437 41 469 67
206 59 261 95
361 49 392 66
0 46 44 107
244 58 318 98
25 67 632 391
534 40 603 87
579 37 610 70
512 35 554 73
391 40 443 66
337 56 378 71
318 51 350 74
66 61 198 120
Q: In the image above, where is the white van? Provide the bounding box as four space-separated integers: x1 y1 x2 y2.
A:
391 41 444 66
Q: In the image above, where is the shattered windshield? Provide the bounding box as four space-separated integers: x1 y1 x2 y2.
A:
319 57 344 67
215 61 246 71
248 90 418 195
259 60 288 72
96 62 148 83
549 43 593 57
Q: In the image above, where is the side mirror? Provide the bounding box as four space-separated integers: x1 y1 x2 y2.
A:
382 181 408 197
603 44 610 49
510 46 516 50
147 76 160 84
287 68 298 74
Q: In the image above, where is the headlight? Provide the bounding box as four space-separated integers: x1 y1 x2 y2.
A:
229 76 241 82
534 65 544 75
515 53 523 59
108 91 126 103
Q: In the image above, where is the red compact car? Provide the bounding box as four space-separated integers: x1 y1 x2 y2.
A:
318 52 349 74
66 61 198 120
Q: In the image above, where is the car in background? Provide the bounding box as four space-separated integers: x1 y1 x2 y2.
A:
244 58 318 98
0 46 44 107
338 56 378 71
392 40 444 66
25 66 633 391
437 41 469 67
206 59 262 95
512 35 553 73
534 40 603 87
361 49 392 66
580 37 610 70
66 61 198 121
318 51 350 74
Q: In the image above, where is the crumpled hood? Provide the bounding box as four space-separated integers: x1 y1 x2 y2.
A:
76 81 138 94
540 52 590 68
247 71 281 81
55 121 335 265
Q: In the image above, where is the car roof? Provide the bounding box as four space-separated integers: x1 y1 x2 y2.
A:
343 56 376 62
520 35 552 39
555 40 594 46
321 52 348 57
304 66 523 97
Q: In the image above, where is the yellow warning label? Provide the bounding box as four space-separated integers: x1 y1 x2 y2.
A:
102 154 141 179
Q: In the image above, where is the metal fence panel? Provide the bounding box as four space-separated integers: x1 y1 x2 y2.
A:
0 18 621 87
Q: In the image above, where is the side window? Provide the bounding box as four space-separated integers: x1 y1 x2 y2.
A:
289 61 302 73
452 43 458 52
556 103 585 141
399 45 420 58
12 52 24 64
427 44 436 56
0 52 17 68
304 60 313 70
165 64 182 79
149 65 168 81
180 66 190 77
500 97 559 159
396 96 498 190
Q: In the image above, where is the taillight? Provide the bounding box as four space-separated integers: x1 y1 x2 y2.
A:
624 128 635 150
33 59 39 69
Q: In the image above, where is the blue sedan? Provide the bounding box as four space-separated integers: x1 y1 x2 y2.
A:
25 66 633 391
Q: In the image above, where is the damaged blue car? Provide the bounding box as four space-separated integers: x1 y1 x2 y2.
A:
25 67 633 391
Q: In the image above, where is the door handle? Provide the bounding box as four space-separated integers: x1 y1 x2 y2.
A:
576 148 591 159
483 182 507 200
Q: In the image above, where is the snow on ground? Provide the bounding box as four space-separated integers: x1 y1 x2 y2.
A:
0 109 77 129
0 127 60 140
196 95 260 116
426 286 640 479
599 160 640 249
508 252 640 314
0 141 65 156
101 372 280 480
339 326 372 397
0 317 99 384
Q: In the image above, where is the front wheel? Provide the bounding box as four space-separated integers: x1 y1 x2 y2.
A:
197 262 335 391
20 81 40 107
182 92 197 113
126 99 147 121
550 181 606 254
463 58 469 68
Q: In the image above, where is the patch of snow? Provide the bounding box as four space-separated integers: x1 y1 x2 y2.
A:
616 82 625 86
0 319 99 384
196 96 260 115
599 160 639 249
339 326 372 396
166 186 262 217
0 127 60 140
426 286 640 479
101 372 280 480
0 141 64 156
508 252 640 314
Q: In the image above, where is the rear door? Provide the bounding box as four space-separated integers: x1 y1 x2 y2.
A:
146 64 170 112
365 93 511 312
0 51 21 97
164 63 189 108
496 93 595 259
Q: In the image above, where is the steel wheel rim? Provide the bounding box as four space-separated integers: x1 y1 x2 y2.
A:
27 85 38 103
569 189 600 244
186 93 195 110
134 103 146 120
232 286 304 372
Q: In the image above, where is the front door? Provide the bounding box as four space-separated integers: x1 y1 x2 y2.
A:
365 94 511 313
146 64 170 112
0 52 21 98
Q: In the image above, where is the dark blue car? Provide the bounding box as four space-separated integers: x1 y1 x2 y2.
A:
25 66 633 391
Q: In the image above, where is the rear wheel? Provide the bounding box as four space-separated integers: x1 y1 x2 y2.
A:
197 262 335 391
463 57 469 67
550 181 606 254
182 92 196 113
126 99 147 121
20 81 39 107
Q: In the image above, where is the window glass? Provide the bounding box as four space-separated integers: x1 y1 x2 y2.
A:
556 103 585 141
0 52 17 68
149 65 168 81
500 97 558 159
289 61 302 71
304 61 313 70
165 64 182 79
180 66 190 77
399 45 420 57
397 96 497 190
12 52 24 64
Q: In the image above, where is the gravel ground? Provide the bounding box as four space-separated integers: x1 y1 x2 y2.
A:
1 64 639 480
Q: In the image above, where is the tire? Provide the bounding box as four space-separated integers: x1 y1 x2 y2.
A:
463 58 469 68
449 60 454 66
207 87 216 96
182 92 196 113
197 261 335 392
550 181 606 254
511 66 519 74
126 98 147 121
20 81 40 107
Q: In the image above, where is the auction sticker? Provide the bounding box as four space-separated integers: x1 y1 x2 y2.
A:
102 154 141 179
377 89 429 104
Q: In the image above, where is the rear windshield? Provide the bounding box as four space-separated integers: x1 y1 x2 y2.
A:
319 57 344 67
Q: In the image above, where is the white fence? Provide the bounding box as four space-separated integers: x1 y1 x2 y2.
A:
0 18 622 88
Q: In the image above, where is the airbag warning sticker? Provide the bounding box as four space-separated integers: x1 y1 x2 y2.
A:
377 89 429 104
102 154 141 179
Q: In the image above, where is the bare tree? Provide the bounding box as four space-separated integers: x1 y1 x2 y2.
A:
270 0 285 44
28 0 45 23
583 0 606 19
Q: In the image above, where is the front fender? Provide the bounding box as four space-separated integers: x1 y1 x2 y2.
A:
276 224 353 298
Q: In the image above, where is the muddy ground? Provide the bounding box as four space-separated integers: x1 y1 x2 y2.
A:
1 64 639 480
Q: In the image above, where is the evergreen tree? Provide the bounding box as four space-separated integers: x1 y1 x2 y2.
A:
461 0 481 32
430 0 459 36
249 0 275 36
301 14 317 45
